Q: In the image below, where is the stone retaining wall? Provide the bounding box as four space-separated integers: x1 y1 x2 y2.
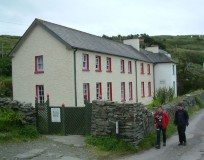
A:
91 92 204 145
0 97 36 124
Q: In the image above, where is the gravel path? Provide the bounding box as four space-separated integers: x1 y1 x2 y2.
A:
0 135 97 160
118 109 204 160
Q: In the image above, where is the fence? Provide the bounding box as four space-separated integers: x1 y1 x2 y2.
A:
35 95 92 135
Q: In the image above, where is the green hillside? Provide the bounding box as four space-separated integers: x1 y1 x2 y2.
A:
0 35 20 55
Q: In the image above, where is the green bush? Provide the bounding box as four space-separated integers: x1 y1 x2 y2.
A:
0 77 12 97
155 87 174 104
17 125 40 139
0 109 25 131
195 97 204 109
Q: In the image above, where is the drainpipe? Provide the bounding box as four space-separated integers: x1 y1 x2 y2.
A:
153 64 156 98
73 48 78 106
135 61 138 103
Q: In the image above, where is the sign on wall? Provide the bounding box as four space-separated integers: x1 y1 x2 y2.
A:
160 79 166 85
51 108 61 122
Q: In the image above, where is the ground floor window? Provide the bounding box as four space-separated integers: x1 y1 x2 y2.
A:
107 82 112 101
96 83 102 100
83 83 90 103
121 82 126 101
36 85 44 103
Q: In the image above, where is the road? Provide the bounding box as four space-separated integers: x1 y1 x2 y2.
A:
119 109 204 160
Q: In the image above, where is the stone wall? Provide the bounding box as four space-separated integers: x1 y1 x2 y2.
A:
91 92 204 145
0 97 36 124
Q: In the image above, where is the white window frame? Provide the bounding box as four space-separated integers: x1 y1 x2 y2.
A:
36 85 44 103
82 54 88 70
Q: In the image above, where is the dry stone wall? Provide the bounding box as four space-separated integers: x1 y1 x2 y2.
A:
91 92 204 145
0 97 36 124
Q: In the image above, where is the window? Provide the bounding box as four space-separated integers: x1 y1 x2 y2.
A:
128 61 132 73
147 64 151 74
36 85 44 103
141 82 145 98
106 57 112 72
35 56 44 73
96 83 102 100
121 82 126 101
82 54 89 71
129 82 133 100
141 63 144 74
95 56 102 72
173 65 175 75
107 82 112 101
83 83 90 103
148 82 152 96
121 60 125 73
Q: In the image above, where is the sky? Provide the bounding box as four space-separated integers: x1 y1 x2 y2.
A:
0 0 204 37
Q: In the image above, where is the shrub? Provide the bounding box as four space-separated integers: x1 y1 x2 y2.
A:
155 87 174 104
195 97 204 109
0 77 12 97
17 125 40 139
0 109 25 131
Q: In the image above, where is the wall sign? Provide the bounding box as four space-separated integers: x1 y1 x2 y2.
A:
51 108 61 122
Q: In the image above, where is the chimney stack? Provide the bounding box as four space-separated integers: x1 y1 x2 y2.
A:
123 39 140 51
145 45 159 53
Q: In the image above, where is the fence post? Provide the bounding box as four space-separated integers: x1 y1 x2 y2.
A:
62 103 66 135
35 96 39 132
47 94 50 134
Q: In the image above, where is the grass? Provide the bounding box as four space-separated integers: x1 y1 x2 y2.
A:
0 125 40 144
0 108 40 144
86 96 204 157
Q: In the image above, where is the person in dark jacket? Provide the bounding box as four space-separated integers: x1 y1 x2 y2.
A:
174 102 189 146
154 106 170 149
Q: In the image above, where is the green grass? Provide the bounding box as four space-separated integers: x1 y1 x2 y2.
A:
0 108 40 144
195 97 204 109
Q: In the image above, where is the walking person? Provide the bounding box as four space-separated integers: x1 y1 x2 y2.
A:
154 106 170 149
174 102 189 146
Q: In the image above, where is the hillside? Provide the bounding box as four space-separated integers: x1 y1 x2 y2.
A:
0 35 20 56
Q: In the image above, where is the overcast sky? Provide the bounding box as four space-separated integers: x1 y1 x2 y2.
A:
0 0 204 37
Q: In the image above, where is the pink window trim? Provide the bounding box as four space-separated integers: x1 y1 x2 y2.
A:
35 55 44 74
128 61 132 74
129 82 133 100
147 64 151 75
82 54 90 71
95 56 102 72
121 60 125 73
106 57 112 72
121 82 126 102
148 82 152 97
141 63 144 74
141 82 145 98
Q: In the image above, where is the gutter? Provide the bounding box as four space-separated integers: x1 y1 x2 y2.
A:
73 48 78 106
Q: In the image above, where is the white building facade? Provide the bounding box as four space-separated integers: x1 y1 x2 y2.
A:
11 19 176 106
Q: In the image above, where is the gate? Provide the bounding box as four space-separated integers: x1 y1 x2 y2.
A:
35 95 92 135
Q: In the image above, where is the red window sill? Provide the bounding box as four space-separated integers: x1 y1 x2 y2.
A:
95 70 102 72
148 73 151 75
128 72 132 74
148 95 152 97
82 69 90 72
120 71 125 73
142 96 145 98
141 72 144 74
34 71 44 74
121 99 126 102
106 70 112 73
129 98 133 100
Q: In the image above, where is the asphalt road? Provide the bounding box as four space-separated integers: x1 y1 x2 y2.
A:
119 109 204 160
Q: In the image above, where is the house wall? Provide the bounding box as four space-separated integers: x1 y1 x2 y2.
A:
136 61 154 105
154 63 177 96
12 25 75 106
75 50 137 106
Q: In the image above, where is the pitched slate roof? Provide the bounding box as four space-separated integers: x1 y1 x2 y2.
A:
38 19 151 62
140 49 177 64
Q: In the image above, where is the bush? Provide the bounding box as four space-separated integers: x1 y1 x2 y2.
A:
155 87 174 104
0 109 25 131
195 97 204 109
17 125 40 139
0 77 12 97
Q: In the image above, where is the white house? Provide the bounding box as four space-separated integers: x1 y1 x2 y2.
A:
141 46 177 97
10 19 176 106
